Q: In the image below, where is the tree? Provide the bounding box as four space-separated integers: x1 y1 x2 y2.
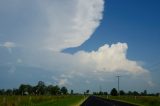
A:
26 85 33 94
0 89 5 95
54 85 60 95
86 90 90 94
140 90 147 96
46 85 60 95
120 90 125 95
99 91 103 95
144 90 147 96
19 84 33 95
6 89 13 95
104 92 108 95
0 81 79 96
61 86 68 95
13 88 19 95
19 84 27 95
93 92 97 95
51 85 60 95
70 90 74 95
133 91 139 96
110 88 118 96
32 86 38 95
127 91 133 95
47 85 53 95
36 81 46 95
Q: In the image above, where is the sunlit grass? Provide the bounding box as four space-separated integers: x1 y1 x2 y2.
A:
101 95 160 106
0 95 85 106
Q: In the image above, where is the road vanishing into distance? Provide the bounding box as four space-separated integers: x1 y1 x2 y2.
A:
81 96 138 106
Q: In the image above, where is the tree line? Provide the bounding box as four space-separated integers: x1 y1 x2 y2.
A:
93 88 160 96
0 81 159 96
0 81 68 95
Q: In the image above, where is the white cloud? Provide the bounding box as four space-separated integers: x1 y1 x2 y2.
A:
0 42 16 53
41 0 104 51
24 42 149 77
23 42 151 89
51 76 58 81
58 78 71 87
0 42 16 48
0 0 154 91
45 0 104 51
28 0 104 51
60 74 73 79
74 42 149 75
0 0 104 51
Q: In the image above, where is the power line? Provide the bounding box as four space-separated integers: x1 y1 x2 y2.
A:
145 59 160 71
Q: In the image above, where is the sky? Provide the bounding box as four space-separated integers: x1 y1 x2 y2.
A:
0 0 160 93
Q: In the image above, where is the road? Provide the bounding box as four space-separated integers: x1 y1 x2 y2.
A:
81 96 138 106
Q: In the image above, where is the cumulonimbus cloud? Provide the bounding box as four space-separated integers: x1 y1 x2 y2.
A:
23 42 152 88
0 0 154 89
74 43 149 75
42 0 104 51
0 0 104 51
53 43 152 87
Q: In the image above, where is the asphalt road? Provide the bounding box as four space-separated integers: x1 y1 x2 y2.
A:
81 96 138 106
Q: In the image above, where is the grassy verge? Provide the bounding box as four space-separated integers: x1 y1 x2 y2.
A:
0 95 85 106
101 95 160 106
71 95 87 106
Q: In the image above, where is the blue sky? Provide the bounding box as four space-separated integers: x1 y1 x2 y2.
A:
66 0 160 61
66 0 160 90
0 0 160 93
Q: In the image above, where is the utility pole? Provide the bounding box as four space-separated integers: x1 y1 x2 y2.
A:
116 76 120 96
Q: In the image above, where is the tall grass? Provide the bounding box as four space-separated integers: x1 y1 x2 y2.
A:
0 95 85 106
102 96 160 106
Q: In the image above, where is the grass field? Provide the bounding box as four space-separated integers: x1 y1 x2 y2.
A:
0 95 86 106
101 95 160 106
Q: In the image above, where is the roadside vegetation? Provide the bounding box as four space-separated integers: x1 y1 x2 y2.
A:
0 81 87 106
0 95 85 106
0 81 69 96
108 96 160 106
93 88 160 106
1 81 159 106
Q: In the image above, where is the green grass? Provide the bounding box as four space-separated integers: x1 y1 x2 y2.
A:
101 95 160 106
0 95 86 106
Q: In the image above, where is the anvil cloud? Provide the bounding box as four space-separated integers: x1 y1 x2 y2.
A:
0 0 153 90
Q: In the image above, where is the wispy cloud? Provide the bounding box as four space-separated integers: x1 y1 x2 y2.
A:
58 78 71 87
0 41 16 53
